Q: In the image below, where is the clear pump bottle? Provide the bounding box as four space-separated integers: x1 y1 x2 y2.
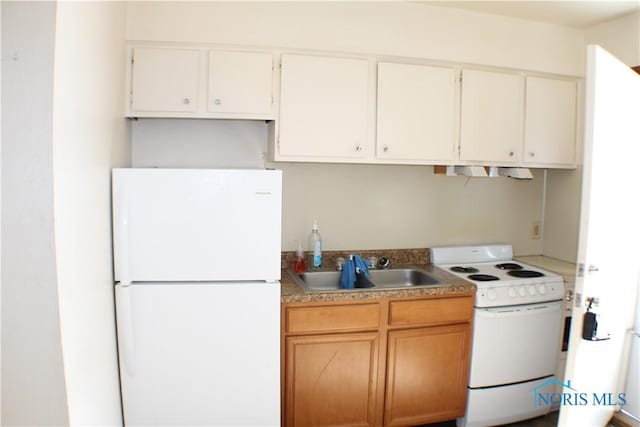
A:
308 220 322 269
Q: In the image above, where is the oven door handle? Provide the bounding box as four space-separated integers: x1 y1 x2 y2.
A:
477 301 562 318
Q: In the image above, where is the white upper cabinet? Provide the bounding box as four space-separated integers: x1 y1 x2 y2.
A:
127 43 579 169
376 63 457 163
208 50 273 116
524 77 577 166
460 69 524 165
131 47 200 114
276 54 371 160
127 45 274 119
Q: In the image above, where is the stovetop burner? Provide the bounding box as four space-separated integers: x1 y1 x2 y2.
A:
507 270 545 278
468 274 500 281
495 263 523 270
431 245 564 308
451 266 480 274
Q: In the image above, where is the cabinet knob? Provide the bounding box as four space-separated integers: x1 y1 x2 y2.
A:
214 98 222 105
529 152 535 157
183 98 191 105
383 145 389 153
355 145 362 152
509 151 514 157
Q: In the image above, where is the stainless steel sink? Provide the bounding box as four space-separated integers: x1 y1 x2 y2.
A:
291 266 441 293
369 268 440 288
296 270 375 292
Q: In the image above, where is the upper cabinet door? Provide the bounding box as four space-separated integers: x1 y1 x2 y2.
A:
524 77 577 166
208 50 273 116
131 47 200 113
460 69 524 164
277 54 370 160
376 63 457 163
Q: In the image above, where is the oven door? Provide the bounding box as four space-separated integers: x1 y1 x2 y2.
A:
469 300 563 388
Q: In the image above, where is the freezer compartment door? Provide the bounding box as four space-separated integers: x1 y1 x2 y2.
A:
115 282 280 426
113 168 282 282
469 301 563 388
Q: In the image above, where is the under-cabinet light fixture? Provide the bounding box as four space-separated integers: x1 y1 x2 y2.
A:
498 167 533 179
486 166 500 177
454 166 488 177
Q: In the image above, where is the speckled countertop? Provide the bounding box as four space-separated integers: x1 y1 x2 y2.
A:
515 255 577 282
281 248 476 304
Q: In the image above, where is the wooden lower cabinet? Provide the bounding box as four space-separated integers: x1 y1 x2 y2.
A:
282 295 473 427
284 332 379 426
384 324 471 426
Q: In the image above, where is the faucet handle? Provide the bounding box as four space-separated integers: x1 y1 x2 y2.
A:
336 257 346 271
378 257 390 269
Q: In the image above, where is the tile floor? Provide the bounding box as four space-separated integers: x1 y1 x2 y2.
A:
417 411 559 427
505 411 559 426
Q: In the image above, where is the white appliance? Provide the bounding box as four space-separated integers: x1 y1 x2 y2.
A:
432 244 564 427
112 168 282 426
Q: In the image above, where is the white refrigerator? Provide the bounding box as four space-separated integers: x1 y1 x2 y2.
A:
112 168 282 426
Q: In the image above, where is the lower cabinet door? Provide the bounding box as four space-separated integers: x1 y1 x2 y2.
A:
384 324 471 426
285 332 379 427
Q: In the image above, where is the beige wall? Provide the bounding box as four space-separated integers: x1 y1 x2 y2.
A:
51 2 130 424
126 1 584 76
585 11 640 67
274 163 545 254
542 168 582 262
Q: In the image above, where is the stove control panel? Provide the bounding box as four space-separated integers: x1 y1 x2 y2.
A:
475 280 564 307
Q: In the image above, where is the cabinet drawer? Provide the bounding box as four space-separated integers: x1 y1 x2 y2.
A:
285 303 380 334
389 297 473 327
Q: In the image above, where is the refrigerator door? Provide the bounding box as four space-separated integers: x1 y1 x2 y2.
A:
116 281 280 426
113 169 282 283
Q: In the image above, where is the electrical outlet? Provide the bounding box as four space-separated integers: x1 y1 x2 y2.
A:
531 221 542 240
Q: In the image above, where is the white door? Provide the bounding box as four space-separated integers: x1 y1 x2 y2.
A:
208 50 273 115
277 54 370 160
459 69 524 164
559 46 640 427
131 47 200 113
376 62 457 162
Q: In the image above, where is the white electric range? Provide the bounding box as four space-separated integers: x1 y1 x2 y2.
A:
432 244 564 427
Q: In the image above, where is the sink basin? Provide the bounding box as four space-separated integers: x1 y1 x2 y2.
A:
297 270 375 292
369 268 441 288
291 266 441 293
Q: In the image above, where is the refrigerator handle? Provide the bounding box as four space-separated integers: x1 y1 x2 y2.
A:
114 181 130 284
116 285 136 377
